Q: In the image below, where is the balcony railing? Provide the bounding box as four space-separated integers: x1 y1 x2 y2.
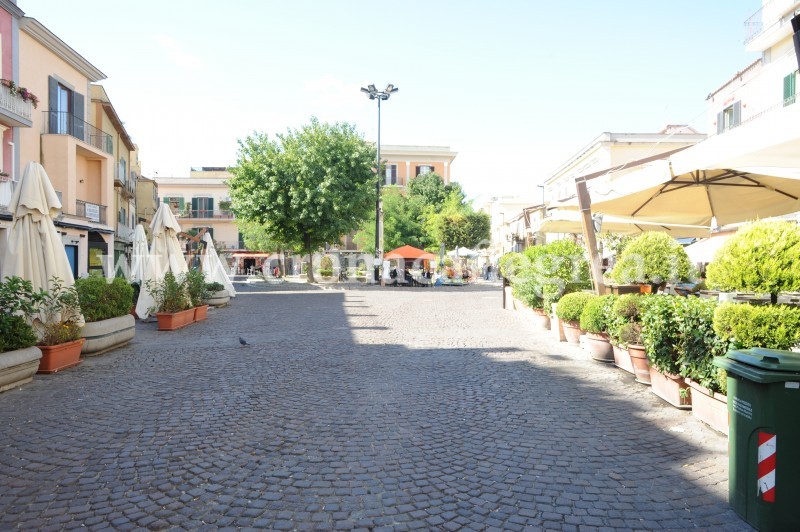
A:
0 177 17 211
43 111 113 155
215 241 246 250
76 199 107 224
177 209 235 219
0 83 32 121
744 0 796 44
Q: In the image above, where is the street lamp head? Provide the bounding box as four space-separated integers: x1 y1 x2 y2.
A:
367 84 377 93
360 87 371 94
385 84 398 94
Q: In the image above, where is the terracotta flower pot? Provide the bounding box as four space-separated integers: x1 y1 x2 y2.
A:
612 343 634 374
37 338 84 374
686 379 728 435
530 309 550 330
627 344 651 385
562 321 583 345
156 308 196 331
649 368 692 409
585 332 614 362
194 304 209 322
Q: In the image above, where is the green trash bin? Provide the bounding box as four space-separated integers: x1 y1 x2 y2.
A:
713 348 800 531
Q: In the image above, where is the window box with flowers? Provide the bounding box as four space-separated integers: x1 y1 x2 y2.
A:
35 278 84 374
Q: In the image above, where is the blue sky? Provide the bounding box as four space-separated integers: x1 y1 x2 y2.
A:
21 1 759 203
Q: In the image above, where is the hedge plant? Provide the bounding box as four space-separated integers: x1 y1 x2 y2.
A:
706 220 800 303
184 269 210 307
619 322 643 347
608 232 693 290
319 255 334 278
555 292 596 324
498 252 525 283
676 298 727 394
641 295 683 374
714 302 800 351
0 277 40 353
75 276 134 323
510 241 591 310
608 293 644 344
580 294 617 334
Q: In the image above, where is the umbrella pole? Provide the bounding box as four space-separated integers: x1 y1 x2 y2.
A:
577 179 606 295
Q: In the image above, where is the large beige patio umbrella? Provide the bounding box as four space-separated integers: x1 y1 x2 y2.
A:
1 162 75 293
129 224 152 285
134 204 188 319
534 209 711 238
200 232 236 297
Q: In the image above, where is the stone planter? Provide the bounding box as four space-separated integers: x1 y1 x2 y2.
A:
562 320 583 345
156 308 196 331
0 347 42 393
628 344 651 385
503 286 514 310
585 332 614 362
194 304 210 322
38 339 84 374
207 290 230 307
612 344 634 374
649 368 692 409
551 303 567 342
686 379 728 435
81 314 136 357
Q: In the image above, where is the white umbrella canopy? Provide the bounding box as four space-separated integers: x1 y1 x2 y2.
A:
1 162 75 294
134 204 188 319
450 247 479 258
149 203 188 279
534 209 711 238
129 224 152 284
200 232 236 297
578 157 800 227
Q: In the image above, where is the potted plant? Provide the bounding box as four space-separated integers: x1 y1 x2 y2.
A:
319 255 334 281
641 295 691 408
498 252 524 309
185 269 211 321
512 247 550 329
35 277 84 374
607 232 693 294
706 220 800 304
676 298 728 433
620 322 650 384
205 281 230 307
0 277 43 392
555 292 596 345
580 294 617 362
75 276 135 356
146 272 194 331
608 294 641 374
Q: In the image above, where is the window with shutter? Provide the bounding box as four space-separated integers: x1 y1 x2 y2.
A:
784 71 797 106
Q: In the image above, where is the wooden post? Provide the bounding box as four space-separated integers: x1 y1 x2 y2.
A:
576 178 605 295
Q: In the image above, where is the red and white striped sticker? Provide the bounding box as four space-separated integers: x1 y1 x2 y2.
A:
757 431 776 503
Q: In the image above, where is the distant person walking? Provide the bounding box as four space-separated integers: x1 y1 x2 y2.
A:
485 264 492 281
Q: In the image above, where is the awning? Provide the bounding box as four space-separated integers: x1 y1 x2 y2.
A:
534 209 711 238
384 245 435 260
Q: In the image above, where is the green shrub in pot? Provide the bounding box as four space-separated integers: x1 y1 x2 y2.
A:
580 294 617 334
706 220 800 303
75 276 134 322
619 322 643 347
555 292 596 324
608 293 644 344
641 295 683 375
0 276 41 353
713 302 800 351
676 297 727 394
607 232 693 291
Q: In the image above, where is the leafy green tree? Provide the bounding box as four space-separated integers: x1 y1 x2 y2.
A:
354 187 426 253
229 118 376 282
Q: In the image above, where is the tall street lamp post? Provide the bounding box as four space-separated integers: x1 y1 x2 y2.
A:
361 83 398 283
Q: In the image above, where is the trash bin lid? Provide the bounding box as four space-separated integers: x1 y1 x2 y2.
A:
726 348 800 372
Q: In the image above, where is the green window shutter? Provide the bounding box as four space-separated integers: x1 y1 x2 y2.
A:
178 198 185 210
208 197 214 213
163 197 169 204
784 72 797 106
191 197 198 213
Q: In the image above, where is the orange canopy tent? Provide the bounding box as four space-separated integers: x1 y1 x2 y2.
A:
384 245 436 260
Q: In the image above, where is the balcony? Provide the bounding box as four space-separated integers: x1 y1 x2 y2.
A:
116 223 134 242
744 0 799 50
43 111 113 155
0 83 33 127
76 199 107 225
216 240 245 251
0 176 17 212
177 209 235 220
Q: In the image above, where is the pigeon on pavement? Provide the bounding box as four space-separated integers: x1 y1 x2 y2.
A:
239 337 249 346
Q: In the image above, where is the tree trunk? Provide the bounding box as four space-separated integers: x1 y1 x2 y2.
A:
304 234 316 283
277 248 285 277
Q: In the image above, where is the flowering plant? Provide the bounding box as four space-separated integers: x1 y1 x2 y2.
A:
36 277 83 346
0 78 39 108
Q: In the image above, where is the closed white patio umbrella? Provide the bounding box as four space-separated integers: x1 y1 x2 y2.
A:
200 232 236 297
129 224 151 285
135 203 188 319
2 162 75 293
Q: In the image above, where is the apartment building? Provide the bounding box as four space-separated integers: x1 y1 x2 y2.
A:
136 173 158 226
380 145 457 187
155 167 241 252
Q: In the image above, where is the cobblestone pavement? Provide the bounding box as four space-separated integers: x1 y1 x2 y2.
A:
0 280 750 531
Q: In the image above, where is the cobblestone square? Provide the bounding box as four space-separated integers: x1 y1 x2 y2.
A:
0 281 750 530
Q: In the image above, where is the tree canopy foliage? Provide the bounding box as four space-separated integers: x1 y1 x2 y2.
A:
228 118 375 281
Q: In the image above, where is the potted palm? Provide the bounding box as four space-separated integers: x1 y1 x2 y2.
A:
185 269 211 321
580 294 617 362
555 292 596 345
0 277 43 391
146 272 194 330
76 276 135 356
35 277 84 374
